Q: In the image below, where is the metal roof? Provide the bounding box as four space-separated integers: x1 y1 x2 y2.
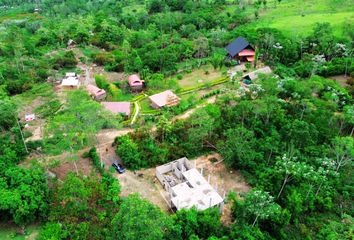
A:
225 36 253 57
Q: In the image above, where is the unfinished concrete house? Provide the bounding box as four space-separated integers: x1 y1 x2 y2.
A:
156 157 224 212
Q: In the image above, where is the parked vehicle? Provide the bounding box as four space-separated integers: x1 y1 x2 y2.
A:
112 161 125 174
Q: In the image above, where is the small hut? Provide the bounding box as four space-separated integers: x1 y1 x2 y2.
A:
149 90 180 109
226 37 255 63
128 74 145 92
86 84 106 100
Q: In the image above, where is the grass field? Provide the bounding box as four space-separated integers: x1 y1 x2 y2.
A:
242 0 354 37
176 65 225 88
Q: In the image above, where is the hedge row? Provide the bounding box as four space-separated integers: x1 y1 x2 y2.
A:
179 76 229 95
131 93 147 102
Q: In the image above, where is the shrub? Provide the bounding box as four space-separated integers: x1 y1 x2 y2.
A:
95 75 110 90
53 51 77 69
92 52 115 66
177 74 183 80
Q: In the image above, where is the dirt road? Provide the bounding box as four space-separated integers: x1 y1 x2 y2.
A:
173 96 216 121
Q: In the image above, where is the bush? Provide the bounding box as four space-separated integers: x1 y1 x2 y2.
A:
53 51 77 69
177 74 183 80
95 75 110 90
92 52 115 66
87 147 104 174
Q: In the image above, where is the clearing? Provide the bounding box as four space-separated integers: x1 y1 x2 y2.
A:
249 0 354 37
177 65 225 88
113 153 250 224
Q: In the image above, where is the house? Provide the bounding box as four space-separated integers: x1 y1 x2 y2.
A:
61 72 80 89
156 157 224 212
61 77 80 89
65 72 77 78
242 66 272 83
86 84 106 100
226 36 255 63
128 74 145 91
102 102 131 117
149 90 180 109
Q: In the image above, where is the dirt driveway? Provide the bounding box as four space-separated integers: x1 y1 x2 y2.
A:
111 152 250 224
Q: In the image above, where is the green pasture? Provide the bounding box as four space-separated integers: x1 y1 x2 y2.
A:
239 0 354 37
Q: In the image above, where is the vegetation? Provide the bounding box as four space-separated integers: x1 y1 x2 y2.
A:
0 0 353 239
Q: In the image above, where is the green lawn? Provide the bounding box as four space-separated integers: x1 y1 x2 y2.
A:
139 98 155 112
175 65 225 89
243 0 354 37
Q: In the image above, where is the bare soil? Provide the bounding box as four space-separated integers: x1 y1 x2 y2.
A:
190 153 251 225
110 152 250 225
330 74 349 87
49 150 95 180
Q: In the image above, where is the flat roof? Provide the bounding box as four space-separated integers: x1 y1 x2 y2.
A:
171 168 223 211
61 77 79 86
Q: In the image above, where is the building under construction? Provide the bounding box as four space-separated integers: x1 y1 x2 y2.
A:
156 157 224 212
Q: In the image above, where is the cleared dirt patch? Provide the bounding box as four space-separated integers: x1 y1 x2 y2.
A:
110 152 250 225
330 74 349 88
49 150 95 180
115 169 171 212
190 153 251 225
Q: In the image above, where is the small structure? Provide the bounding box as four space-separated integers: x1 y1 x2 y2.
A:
61 77 80 89
61 73 80 89
156 157 224 212
102 102 131 117
128 74 145 92
25 114 36 122
149 90 180 109
67 39 76 48
65 72 77 78
86 84 106 100
226 36 255 63
243 66 272 82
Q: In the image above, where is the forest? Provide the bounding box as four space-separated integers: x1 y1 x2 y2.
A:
0 0 353 239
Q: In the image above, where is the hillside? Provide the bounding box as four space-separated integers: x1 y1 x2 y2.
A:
249 0 354 37
0 0 353 240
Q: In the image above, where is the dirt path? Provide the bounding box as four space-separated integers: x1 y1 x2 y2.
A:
173 96 216 121
130 102 140 124
96 128 134 145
